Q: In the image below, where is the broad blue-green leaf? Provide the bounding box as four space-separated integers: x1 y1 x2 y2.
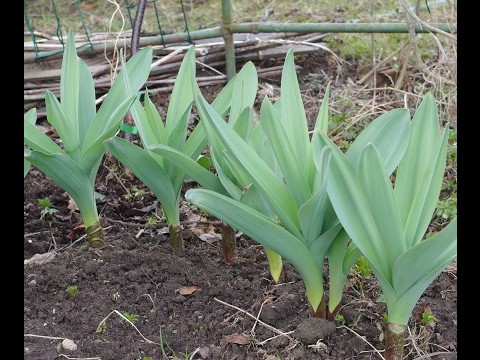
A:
85 46 152 145
403 128 449 247
128 98 159 150
211 150 242 200
357 144 406 263
78 60 97 143
149 144 226 194
24 117 64 155
309 223 343 266
346 108 410 174
195 90 302 237
250 122 281 176
300 146 331 245
305 83 331 189
26 151 98 227
325 228 352 311
229 61 258 127
316 132 392 282
280 50 309 168
393 217 457 296
261 97 311 207
314 83 330 135
103 137 179 224
395 94 441 226
166 105 193 191
186 188 324 312
165 46 195 136
45 91 81 161
166 105 192 152
144 91 167 144
60 29 80 132
79 96 136 176
388 218 456 325
232 107 253 141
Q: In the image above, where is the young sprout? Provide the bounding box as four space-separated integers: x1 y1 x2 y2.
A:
66 285 79 299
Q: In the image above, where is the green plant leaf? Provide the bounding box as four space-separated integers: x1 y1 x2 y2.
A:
186 188 324 311
404 127 449 247
357 144 406 263
45 91 81 161
149 144 225 194
24 115 64 155
280 49 309 169
195 90 302 238
345 108 410 174
165 47 196 136
395 93 441 227
229 61 258 127
60 29 80 132
393 217 457 296
84 46 152 146
26 151 98 227
79 96 137 176
316 131 392 283
325 228 352 311
103 137 179 224
78 60 97 143
264 247 283 284
260 96 311 207
314 82 330 135
144 91 167 145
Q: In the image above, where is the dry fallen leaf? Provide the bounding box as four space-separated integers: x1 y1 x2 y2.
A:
175 285 201 296
67 198 78 213
24 252 56 265
221 332 252 345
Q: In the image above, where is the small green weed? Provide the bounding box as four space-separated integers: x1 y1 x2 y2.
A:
96 322 107 335
421 311 438 326
122 311 139 324
123 185 146 200
66 285 79 299
334 314 346 325
350 255 372 299
37 197 58 220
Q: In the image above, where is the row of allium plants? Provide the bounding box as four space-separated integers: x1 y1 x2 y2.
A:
24 31 456 360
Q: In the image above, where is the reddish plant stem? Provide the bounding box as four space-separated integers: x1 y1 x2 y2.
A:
311 295 327 319
220 222 236 264
384 322 406 360
326 300 342 321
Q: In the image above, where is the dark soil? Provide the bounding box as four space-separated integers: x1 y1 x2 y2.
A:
24 54 457 360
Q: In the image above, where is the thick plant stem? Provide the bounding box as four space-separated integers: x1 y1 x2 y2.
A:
311 295 327 319
384 322 406 360
326 300 342 321
169 223 185 254
86 220 106 248
220 222 236 263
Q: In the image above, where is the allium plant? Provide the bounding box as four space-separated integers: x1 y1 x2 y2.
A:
104 46 243 255
316 93 457 359
24 30 152 247
185 49 410 318
152 60 284 278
